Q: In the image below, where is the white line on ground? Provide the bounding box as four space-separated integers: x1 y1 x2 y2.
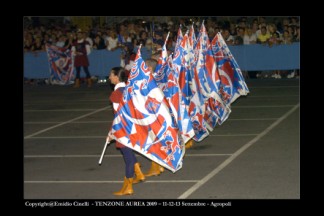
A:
24 109 109 112
23 95 298 105
24 121 113 124
24 106 110 139
24 154 232 158
248 95 299 98
23 105 294 111
24 101 108 105
209 134 258 137
248 86 299 88
24 180 199 184
24 155 122 158
23 118 277 124
228 118 277 121
77 99 108 102
24 101 108 107
25 136 107 139
24 134 257 139
186 154 232 157
24 99 108 104
177 103 300 199
232 105 295 108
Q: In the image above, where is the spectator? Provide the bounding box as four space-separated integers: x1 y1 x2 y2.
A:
24 35 33 52
294 27 300 42
106 30 118 51
234 27 245 45
221 29 234 45
31 37 45 52
120 42 136 77
243 27 257 45
281 30 292 44
257 26 271 44
55 35 66 48
71 30 92 88
93 34 106 50
268 32 281 47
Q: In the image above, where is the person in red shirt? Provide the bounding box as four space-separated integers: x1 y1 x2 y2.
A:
107 67 145 196
71 31 92 88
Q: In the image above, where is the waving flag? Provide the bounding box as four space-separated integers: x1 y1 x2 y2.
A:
172 26 184 80
178 29 208 141
205 42 231 126
194 21 213 100
111 46 184 172
195 23 231 128
155 32 170 73
173 31 192 107
188 24 196 66
174 26 183 55
45 44 74 85
211 33 249 104
154 31 194 143
155 55 194 144
190 22 216 130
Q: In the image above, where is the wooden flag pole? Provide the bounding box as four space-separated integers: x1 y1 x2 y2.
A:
98 140 110 165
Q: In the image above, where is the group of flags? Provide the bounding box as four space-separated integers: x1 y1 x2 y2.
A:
110 22 249 173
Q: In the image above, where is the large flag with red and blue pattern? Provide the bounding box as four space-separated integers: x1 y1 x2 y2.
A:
180 29 209 141
154 31 194 144
45 44 74 85
172 26 183 80
195 23 231 128
155 32 170 73
111 46 184 172
211 33 249 104
154 54 195 144
173 31 192 108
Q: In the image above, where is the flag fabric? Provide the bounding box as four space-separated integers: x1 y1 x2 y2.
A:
172 32 199 143
155 32 170 73
211 33 249 105
194 21 214 100
174 26 183 55
107 22 248 174
155 32 194 144
182 28 209 141
154 55 194 144
172 26 184 80
196 23 231 127
111 46 184 173
205 43 231 126
191 22 220 130
45 44 74 85
173 31 193 107
188 24 197 66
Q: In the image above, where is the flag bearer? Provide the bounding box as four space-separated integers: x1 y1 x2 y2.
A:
107 67 145 195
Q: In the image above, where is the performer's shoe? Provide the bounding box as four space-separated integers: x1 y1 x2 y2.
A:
87 78 92 87
185 139 194 149
113 177 134 196
144 162 161 177
133 163 145 184
73 79 80 88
